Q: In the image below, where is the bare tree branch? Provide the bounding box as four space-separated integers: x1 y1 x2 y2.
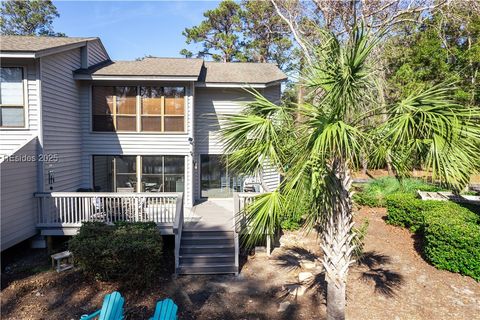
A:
271 0 313 66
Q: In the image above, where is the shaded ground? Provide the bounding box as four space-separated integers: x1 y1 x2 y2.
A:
1 207 479 320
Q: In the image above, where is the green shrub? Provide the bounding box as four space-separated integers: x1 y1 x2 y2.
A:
352 218 369 258
354 177 442 207
386 194 480 280
385 193 443 232
281 214 302 231
424 213 480 281
69 222 163 285
386 194 478 232
353 192 381 207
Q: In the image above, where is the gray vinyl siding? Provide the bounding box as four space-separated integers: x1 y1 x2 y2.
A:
41 49 83 192
193 85 282 199
79 82 195 207
0 137 38 250
87 39 109 66
194 87 252 155
261 161 281 191
0 59 40 156
263 84 282 104
260 85 281 191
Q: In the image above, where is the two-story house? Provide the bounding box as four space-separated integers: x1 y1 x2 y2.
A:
0 35 286 274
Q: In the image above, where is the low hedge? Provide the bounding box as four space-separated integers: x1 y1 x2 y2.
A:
385 194 445 232
386 194 480 281
354 177 442 207
424 214 480 281
69 222 164 285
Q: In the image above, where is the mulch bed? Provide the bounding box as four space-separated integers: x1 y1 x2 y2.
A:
1 207 479 320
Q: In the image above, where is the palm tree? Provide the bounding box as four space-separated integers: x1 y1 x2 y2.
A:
221 26 480 320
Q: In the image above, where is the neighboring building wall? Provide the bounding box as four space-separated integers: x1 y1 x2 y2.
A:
79 82 195 207
41 49 84 192
0 59 40 156
0 137 38 250
193 85 282 200
263 84 282 104
87 39 109 67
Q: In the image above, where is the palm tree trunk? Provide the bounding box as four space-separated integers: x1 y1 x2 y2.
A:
322 160 355 320
361 153 368 175
326 280 346 320
386 152 394 176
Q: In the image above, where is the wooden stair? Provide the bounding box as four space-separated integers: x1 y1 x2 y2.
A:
177 230 237 275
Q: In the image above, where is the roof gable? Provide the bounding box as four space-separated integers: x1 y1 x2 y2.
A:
0 35 99 58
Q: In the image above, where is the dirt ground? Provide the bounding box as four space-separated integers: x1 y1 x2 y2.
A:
352 169 480 184
1 207 479 320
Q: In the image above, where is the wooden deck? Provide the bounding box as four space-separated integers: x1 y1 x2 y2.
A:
185 199 236 231
35 192 183 235
34 192 258 275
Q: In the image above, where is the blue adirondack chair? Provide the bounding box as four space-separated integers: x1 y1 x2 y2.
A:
80 291 124 320
149 298 178 320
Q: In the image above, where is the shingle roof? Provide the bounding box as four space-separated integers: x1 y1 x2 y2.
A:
76 58 204 78
201 62 287 84
0 35 96 52
74 58 287 84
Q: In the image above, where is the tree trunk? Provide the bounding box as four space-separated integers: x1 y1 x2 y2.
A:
326 279 346 320
361 153 368 175
386 152 394 176
321 160 355 320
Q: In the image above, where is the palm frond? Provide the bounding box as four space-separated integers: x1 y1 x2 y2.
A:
239 191 285 248
379 83 480 189
220 89 293 175
304 26 381 119
310 120 365 163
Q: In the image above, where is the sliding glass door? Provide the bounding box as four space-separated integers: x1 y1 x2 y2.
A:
141 155 184 192
200 154 243 198
93 155 184 192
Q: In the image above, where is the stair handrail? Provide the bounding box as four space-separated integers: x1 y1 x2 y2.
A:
173 192 184 274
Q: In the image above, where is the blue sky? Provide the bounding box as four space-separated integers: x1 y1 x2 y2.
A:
52 1 220 60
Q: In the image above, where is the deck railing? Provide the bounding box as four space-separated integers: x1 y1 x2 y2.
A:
233 192 262 272
35 192 183 227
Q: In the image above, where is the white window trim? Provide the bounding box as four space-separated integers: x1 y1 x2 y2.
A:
89 85 187 134
92 154 187 193
0 65 29 130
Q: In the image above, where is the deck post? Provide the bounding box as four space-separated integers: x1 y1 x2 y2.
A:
173 193 184 275
134 197 139 222
266 234 271 256
233 193 240 275
46 236 53 254
84 197 90 222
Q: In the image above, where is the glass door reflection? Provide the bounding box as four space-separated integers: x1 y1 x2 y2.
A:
200 154 243 198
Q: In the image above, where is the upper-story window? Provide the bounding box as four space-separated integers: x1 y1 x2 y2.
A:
92 86 137 131
92 86 185 133
0 67 25 127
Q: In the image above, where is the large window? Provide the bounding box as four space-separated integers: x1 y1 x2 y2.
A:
93 155 184 192
93 86 185 133
164 87 185 132
141 87 162 132
141 155 184 192
0 67 25 127
92 86 137 131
